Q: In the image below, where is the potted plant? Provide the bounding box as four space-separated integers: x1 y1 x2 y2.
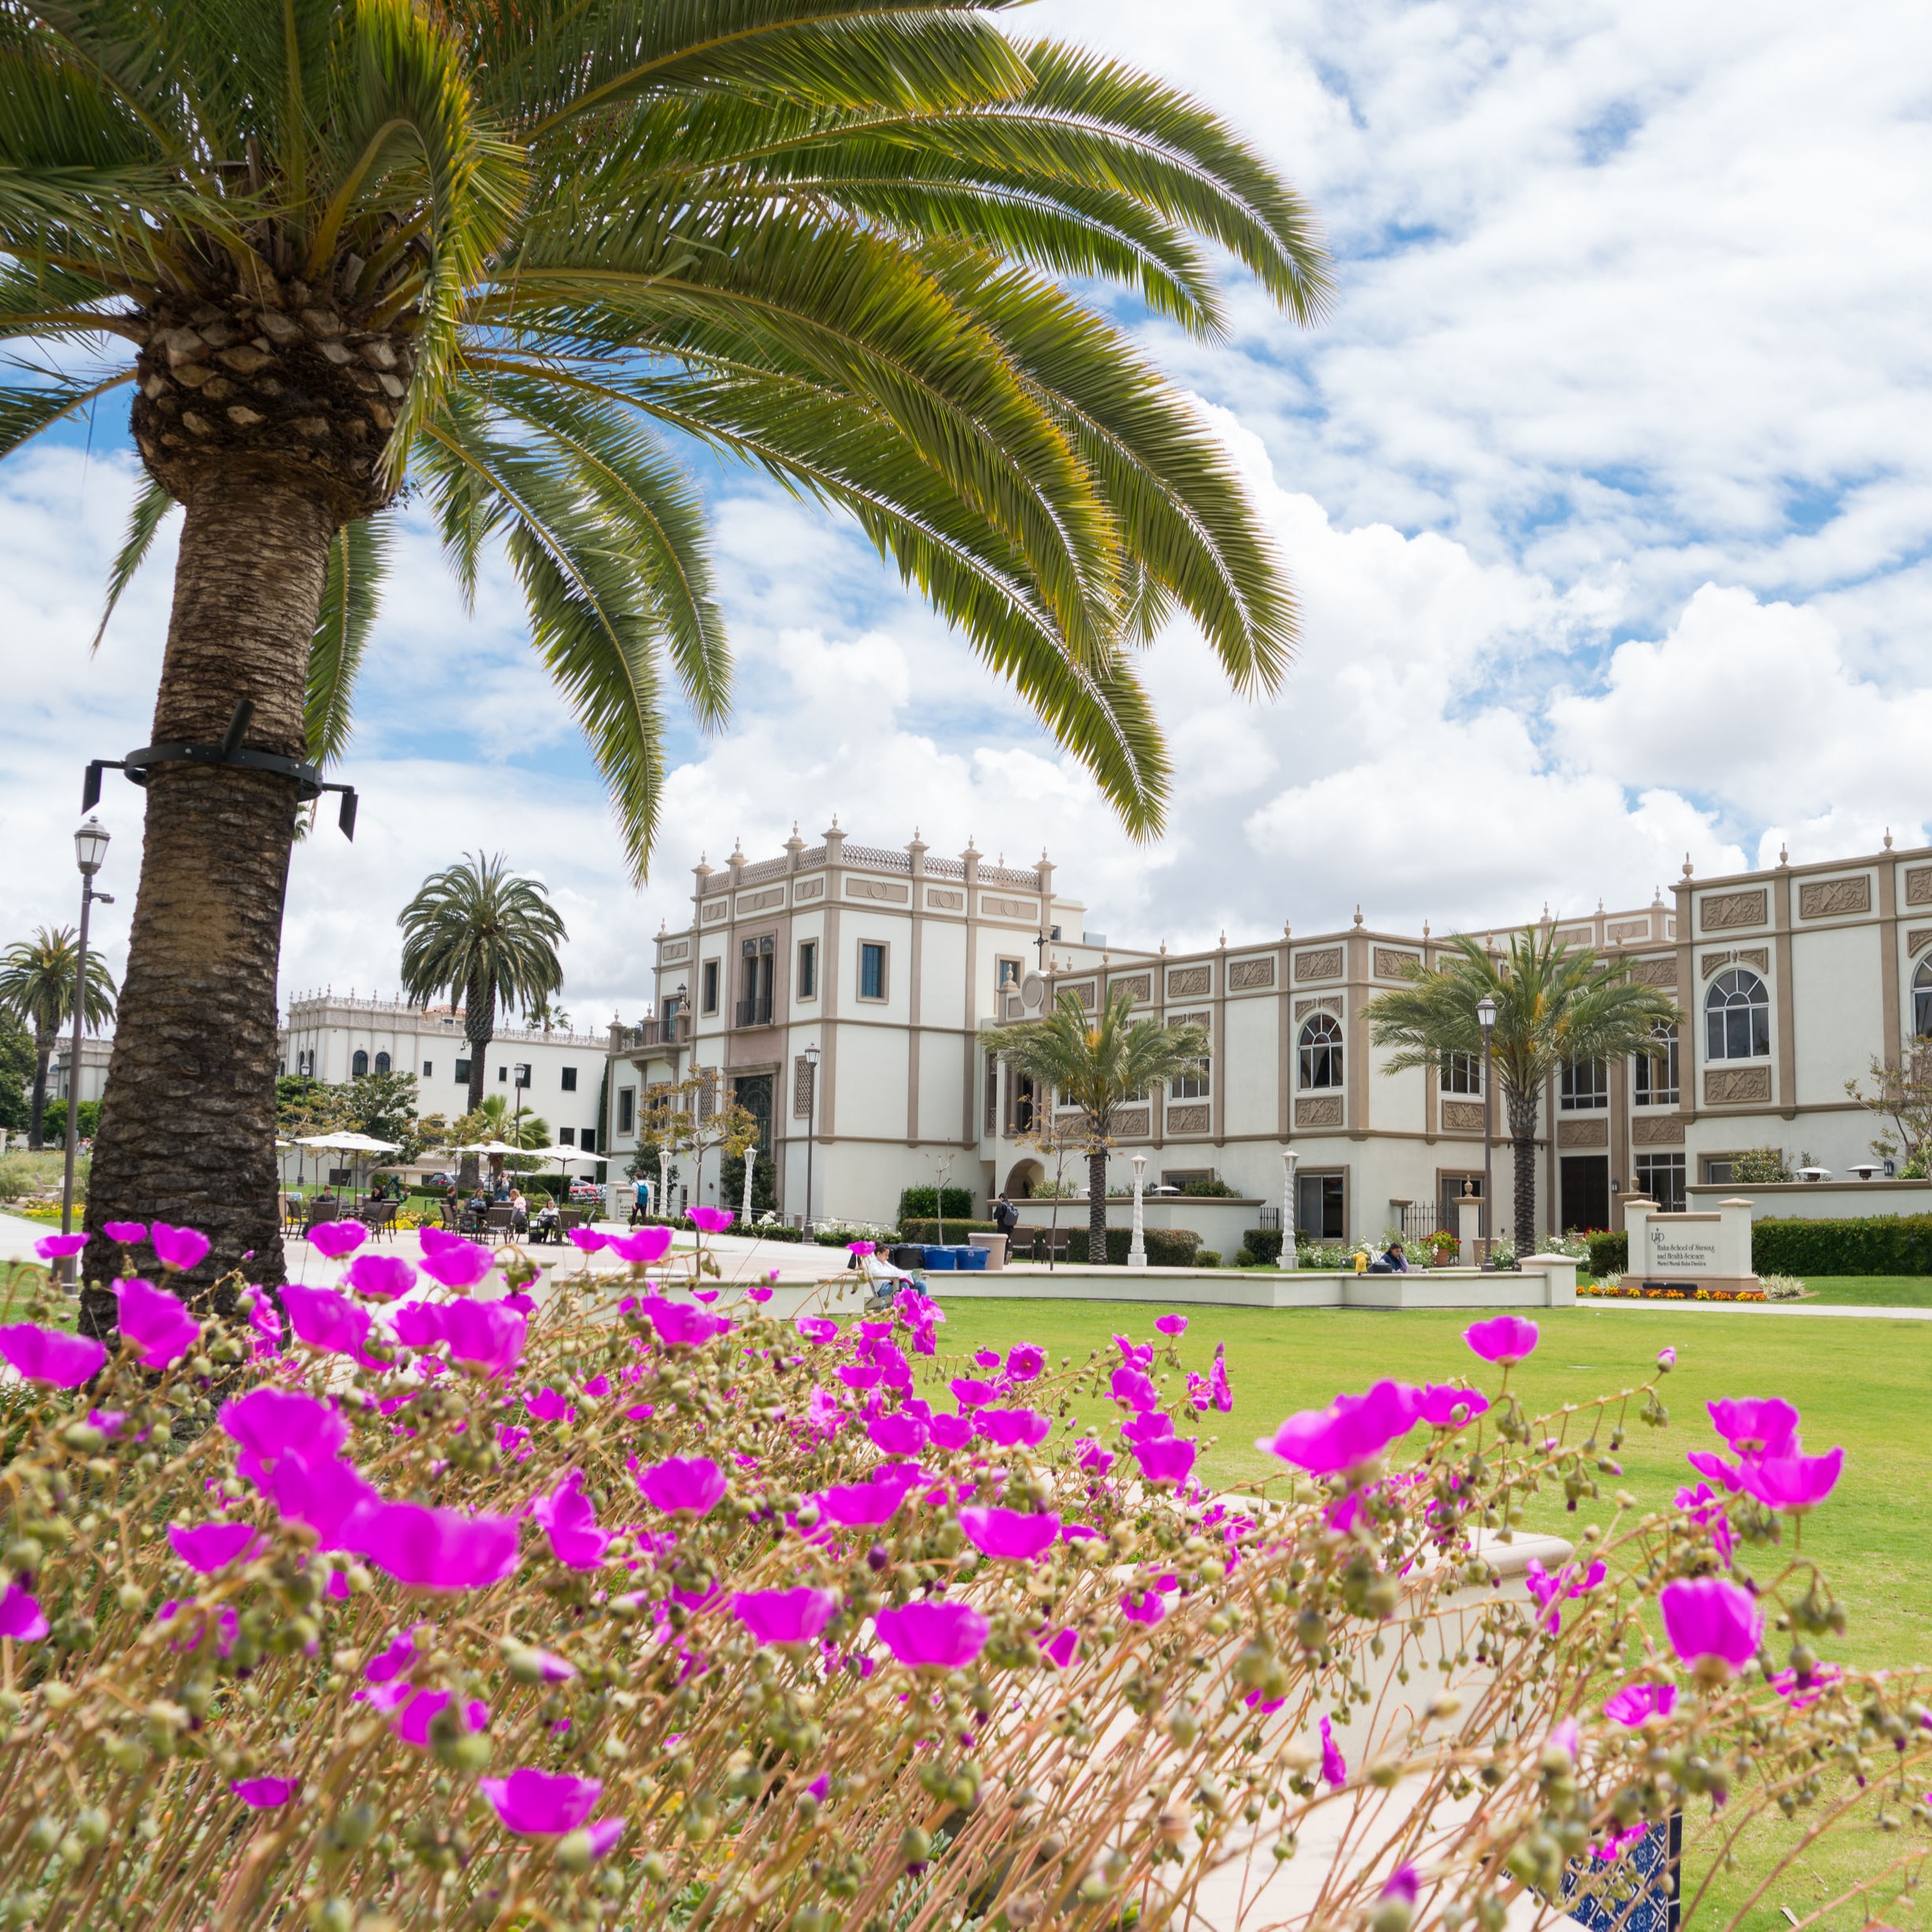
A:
1427 1226 1461 1269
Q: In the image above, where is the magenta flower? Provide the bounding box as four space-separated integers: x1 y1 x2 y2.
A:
103 1220 146 1244
1382 1867 1419 1905
1659 1576 1761 1677
1075 1438 1115 1477
533 1469 612 1569
1675 1481 1737 1567
733 1586 840 1645
307 1219 368 1260
797 1317 840 1345
1154 1314 1188 1337
1464 1315 1539 1366
609 1226 674 1266
354 1501 521 1592
1005 1344 1046 1381
973 1349 999 1368
636 1455 727 1516
1736 1446 1843 1514
1258 1381 1421 1476
1417 1383 1490 1428
636 1296 731 1348
567 1226 608 1254
1657 1346 1677 1371
1114 1334 1154 1370
282 1283 381 1368
1121 1409 1174 1444
151 1221 212 1272
0 1321 105 1388
345 1253 416 1300
961 1506 1061 1560
418 1226 467 1254
875 1600 990 1668
977 1407 1052 1448
221 1388 348 1473
1119 1588 1167 1626
820 1479 914 1529
1132 1437 1197 1487
246 1293 283 1356
690 1206 735 1234
1706 1397 1800 1459
746 1284 773 1303
867 1411 930 1456
364 1625 426 1683
1320 1715 1347 1786
266 1452 377 1551
1685 1448 1743 1493
929 1413 974 1451
438 1299 527 1376
0 1584 48 1641
419 1238 494 1290
1043 1627 1081 1670
525 1386 575 1424
1604 1682 1678 1726
847 1239 875 1258
385 1687 489 1749
232 1777 299 1809
33 1233 86 1261
169 1521 266 1572
1592 1823 1650 1865
479 1766 602 1835
115 1278 201 1370
950 1377 999 1408
1110 1366 1157 1411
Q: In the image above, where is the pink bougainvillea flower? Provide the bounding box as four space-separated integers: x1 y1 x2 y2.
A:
819 1479 914 1529
1110 1366 1157 1411
1464 1315 1539 1366
928 1413 975 1451
797 1317 840 1345
972 1349 999 1368
1120 1409 1173 1444
691 1287 720 1304
1660 1576 1762 1678
344 1253 415 1300
1075 1438 1115 1477
567 1226 609 1254
437 1299 527 1376
168 1521 266 1572
524 1386 575 1425
608 1226 674 1267
636 1296 731 1348
364 1625 426 1684
1005 1344 1046 1381
875 1600 990 1668
1114 1334 1154 1370
282 1283 382 1369
977 1407 1052 1448
232 1777 299 1808
745 1284 773 1304
1207 1343 1233 1413
732 1586 839 1645
418 1238 494 1290
1320 1715 1348 1787
1523 1558 1607 1633
867 1411 930 1456
1154 1314 1188 1337
1685 1448 1743 1493
33 1233 87 1261
354 1501 521 1592
690 1206 735 1234
1706 1397 1800 1459
222 1388 348 1475
388 1687 489 1749
0 1584 48 1642
150 1221 212 1272
1043 1627 1081 1670
836 1364 883 1391
1736 1446 1844 1514
114 1277 201 1370
479 1767 603 1835
1416 1383 1491 1429
246 1292 283 1357
266 1452 378 1551
960 1506 1061 1561
1604 1682 1678 1726
533 1469 612 1570
1258 1381 1421 1476
1118 1588 1167 1626
1132 1437 1198 1487
102 1220 146 1244
0 1321 105 1388
636 1456 727 1517
307 1219 368 1260
949 1377 999 1407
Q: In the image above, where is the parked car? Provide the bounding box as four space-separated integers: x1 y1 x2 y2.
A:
567 1179 603 1204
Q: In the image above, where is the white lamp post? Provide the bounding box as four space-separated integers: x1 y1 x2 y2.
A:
802 1044 820 1230
1477 992 1497 1254
1127 1152 1147 1268
1279 1147 1299 1270
740 1143 756 1226
60 816 113 1288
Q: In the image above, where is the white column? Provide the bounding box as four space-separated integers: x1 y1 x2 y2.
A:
657 1147 669 1223
1128 1153 1148 1268
741 1148 756 1226
1280 1147 1300 1270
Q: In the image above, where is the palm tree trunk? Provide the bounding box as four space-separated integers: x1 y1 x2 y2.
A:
27 1030 51 1149
80 476 336 1333
1506 1089 1540 1256
460 975 494 1188
1087 1145 1108 1263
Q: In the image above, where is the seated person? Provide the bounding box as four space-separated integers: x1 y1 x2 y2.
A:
1366 1239 1411 1275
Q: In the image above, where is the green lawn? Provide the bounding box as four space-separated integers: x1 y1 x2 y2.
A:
929 1298 1932 1930
1797 1275 1932 1307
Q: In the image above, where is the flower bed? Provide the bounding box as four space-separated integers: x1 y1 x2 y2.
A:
0 1221 1908 1929
1580 1279 1769 1302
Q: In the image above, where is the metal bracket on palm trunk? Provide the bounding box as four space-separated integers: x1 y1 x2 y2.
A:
83 700 358 838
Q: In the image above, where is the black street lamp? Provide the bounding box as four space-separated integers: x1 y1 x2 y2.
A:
1477 991 1497 1254
60 816 113 1287
801 1043 820 1231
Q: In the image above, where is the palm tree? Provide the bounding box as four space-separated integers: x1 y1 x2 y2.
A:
398 856 566 1149
983 990 1207 1262
2 2 1324 1298
0 929 117 1148
1364 931 1682 1252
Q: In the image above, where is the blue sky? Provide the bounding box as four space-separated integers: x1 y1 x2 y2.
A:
6 0 1932 1019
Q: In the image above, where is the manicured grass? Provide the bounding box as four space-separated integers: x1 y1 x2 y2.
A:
926 1299 1932 1930
1798 1275 1932 1307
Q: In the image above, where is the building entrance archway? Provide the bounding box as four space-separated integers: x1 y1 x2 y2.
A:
1003 1158 1045 1197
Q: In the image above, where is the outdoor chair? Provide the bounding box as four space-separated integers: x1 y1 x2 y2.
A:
358 1201 398 1242
484 1205 515 1244
1005 1228 1038 1260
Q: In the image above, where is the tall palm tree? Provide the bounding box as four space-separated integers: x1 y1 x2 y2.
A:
0 929 117 1148
1365 931 1682 1252
2 2 1324 1297
398 855 565 1140
983 989 1206 1262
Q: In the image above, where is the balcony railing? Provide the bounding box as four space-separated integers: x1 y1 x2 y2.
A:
734 995 774 1028
614 1015 690 1052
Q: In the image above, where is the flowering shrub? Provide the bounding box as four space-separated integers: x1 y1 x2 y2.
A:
1580 1278 1769 1303
0 1230 1915 1930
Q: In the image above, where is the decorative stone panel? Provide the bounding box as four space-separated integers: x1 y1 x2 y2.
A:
1373 947 1422 979
1557 1118 1609 1148
1294 948 1343 982
1633 1115 1685 1145
1699 890 1767 932
1065 980 1095 1009
847 878 909 904
736 888 784 914
793 1057 814 1117
1906 866 1932 907
1607 919 1652 943
1166 966 1212 998
1629 958 1677 987
925 888 963 910
1440 1100 1485 1132
1228 957 1276 991
1294 1096 1345 1131
1798 875 1872 919
1735 947 1769 971
1701 952 1732 978
1705 1065 1772 1106
702 899 727 922
1294 996 1344 1020
661 940 690 964
1113 1108 1151 1139
1908 928 1932 955
1002 995 1022 1022
1555 926 1593 946
794 877 824 902
1166 1104 1211 1134
1168 1011 1210 1032
980 895 1038 920
1110 974 1152 1005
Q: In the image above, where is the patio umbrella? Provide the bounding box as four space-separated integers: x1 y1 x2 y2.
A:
516 1142 597 1205
295 1130 402 1200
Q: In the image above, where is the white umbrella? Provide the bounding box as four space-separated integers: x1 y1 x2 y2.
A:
295 1131 402 1153
455 1139 522 1157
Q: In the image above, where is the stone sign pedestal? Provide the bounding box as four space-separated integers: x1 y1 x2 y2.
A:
1623 1193 1760 1296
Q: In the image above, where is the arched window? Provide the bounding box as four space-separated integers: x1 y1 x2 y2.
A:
1299 1013 1343 1089
1915 958 1932 1039
1705 969 1769 1061
351 1048 369 1077
373 1051 391 1073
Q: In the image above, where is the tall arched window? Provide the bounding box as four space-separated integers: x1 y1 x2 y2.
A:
373 1051 391 1073
351 1048 369 1077
1299 1013 1343 1089
1915 958 1932 1039
1705 969 1769 1061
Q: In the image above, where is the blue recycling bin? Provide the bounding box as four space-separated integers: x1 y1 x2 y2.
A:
957 1246 989 1271
922 1246 958 1270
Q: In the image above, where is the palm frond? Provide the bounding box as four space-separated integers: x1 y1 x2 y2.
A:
91 468 175 651
306 513 393 766
0 366 132 459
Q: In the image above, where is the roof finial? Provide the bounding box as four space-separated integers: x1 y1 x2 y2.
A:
1778 842 1789 867
1353 904 1364 928
1682 851 1695 878
1885 826 1894 851
1423 917 1431 939
1283 918 1292 938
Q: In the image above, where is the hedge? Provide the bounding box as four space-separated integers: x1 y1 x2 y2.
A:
1751 1213 1932 1276
1240 1229 1283 1266
897 1186 978 1222
1587 1230 1628 1278
900 1219 1000 1244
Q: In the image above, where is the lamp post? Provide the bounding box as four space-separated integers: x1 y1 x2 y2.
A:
1477 992 1497 1256
802 1044 820 1231
1279 1147 1299 1270
741 1141 756 1228
1127 1152 1147 1267
60 817 113 1289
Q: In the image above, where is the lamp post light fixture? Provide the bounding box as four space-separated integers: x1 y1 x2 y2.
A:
1127 1153 1147 1268
59 817 113 1288
1476 992 1497 1256
801 1044 821 1231
1279 1147 1299 1271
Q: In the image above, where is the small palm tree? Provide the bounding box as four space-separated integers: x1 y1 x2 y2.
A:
983 991 1207 1263
398 855 565 1122
0 929 117 1148
1365 931 1682 1251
